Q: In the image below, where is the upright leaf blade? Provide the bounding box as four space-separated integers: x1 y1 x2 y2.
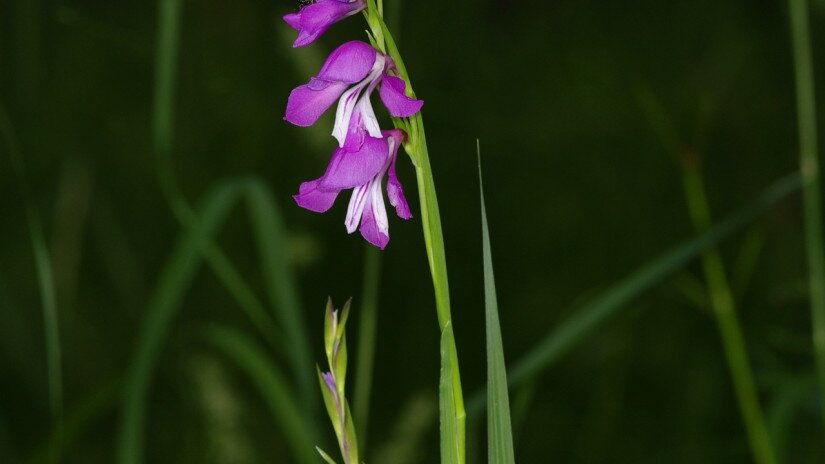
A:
479 148 516 464
440 323 465 464
245 181 316 425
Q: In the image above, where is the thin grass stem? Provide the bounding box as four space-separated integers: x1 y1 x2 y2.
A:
680 162 776 464
0 102 63 464
788 0 825 435
354 246 381 451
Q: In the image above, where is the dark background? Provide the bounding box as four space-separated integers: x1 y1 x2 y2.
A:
2 0 825 462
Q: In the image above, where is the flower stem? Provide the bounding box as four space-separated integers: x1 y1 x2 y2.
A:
788 0 825 436
407 86 466 464
680 160 776 464
363 4 466 461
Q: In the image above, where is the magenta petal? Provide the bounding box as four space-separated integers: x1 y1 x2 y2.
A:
317 41 378 84
288 0 367 48
293 179 340 213
283 12 301 30
342 110 367 152
359 196 390 249
285 78 349 126
379 75 423 117
320 137 389 190
383 130 412 219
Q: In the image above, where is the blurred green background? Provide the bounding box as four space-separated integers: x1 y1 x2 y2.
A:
2 0 825 462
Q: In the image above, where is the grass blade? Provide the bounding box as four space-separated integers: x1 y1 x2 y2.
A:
466 172 802 416
31 222 62 464
205 325 316 464
150 0 284 372
117 179 311 464
117 179 245 464
478 148 515 464
788 0 825 434
354 246 381 450
0 102 62 464
440 323 465 464
680 163 775 464
245 181 316 427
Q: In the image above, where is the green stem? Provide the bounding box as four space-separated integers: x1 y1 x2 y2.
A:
680 162 776 464
363 4 466 461
788 0 825 435
414 118 466 464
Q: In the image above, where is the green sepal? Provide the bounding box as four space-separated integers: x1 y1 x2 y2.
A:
336 298 352 341
317 366 342 438
334 332 349 396
344 402 360 464
365 29 378 49
316 447 338 464
363 0 386 53
324 297 336 361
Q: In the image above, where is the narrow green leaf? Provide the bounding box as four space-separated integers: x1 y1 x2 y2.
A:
788 0 825 434
767 374 817 463
116 180 244 464
205 325 316 464
31 215 62 458
440 323 465 464
354 246 382 451
245 181 316 425
316 447 338 464
466 172 802 416
478 149 516 464
116 178 315 464
0 100 63 464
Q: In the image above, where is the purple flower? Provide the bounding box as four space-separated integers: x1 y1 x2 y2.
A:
283 0 367 48
284 41 420 248
284 40 424 147
293 126 412 249
322 371 339 401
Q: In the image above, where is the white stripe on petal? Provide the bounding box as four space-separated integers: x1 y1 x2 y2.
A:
345 184 369 233
357 96 382 139
331 54 386 147
370 176 389 234
332 84 366 147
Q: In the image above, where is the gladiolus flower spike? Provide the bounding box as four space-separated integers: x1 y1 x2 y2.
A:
284 40 422 249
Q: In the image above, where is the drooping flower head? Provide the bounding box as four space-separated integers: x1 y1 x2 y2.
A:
284 40 421 248
293 127 411 249
283 0 367 48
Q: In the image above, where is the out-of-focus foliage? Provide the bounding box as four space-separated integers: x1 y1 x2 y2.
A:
1 0 824 462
